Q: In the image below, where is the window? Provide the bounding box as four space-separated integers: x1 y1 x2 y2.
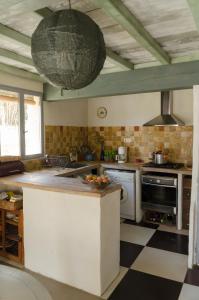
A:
0 86 43 158
0 90 20 156
24 95 42 156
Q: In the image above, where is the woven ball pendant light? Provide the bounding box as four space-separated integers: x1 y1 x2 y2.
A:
31 9 106 90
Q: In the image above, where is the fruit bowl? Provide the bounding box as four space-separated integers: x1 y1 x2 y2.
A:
83 175 111 189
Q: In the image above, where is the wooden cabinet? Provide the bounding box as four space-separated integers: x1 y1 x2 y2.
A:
182 176 192 229
0 204 24 265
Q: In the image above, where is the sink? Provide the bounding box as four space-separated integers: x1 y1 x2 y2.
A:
64 162 87 169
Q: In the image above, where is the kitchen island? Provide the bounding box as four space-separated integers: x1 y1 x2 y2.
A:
0 167 121 297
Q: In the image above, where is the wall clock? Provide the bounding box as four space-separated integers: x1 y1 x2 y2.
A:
97 107 107 119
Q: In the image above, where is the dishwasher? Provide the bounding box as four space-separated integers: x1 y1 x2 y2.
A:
104 169 136 220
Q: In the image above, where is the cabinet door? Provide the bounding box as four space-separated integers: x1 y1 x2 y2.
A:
183 188 191 229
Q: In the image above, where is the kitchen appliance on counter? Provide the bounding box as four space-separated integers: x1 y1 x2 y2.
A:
143 162 184 169
104 169 136 220
117 146 127 164
141 173 178 215
0 161 25 177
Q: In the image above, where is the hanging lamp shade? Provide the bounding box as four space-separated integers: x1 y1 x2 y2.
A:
31 9 106 90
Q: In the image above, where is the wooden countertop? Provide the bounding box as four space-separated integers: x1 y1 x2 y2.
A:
141 166 192 175
0 163 120 197
100 162 142 171
0 161 192 196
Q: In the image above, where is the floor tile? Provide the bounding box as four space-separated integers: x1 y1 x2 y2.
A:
124 219 159 229
120 241 143 268
147 230 188 255
131 246 188 282
178 283 199 300
29 270 101 300
158 224 189 236
184 268 199 287
120 223 156 246
108 269 182 300
0 264 52 300
101 267 128 299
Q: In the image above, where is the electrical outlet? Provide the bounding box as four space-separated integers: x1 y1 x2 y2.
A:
123 137 132 143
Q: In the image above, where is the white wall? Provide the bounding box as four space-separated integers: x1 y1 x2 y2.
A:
44 99 88 126
43 89 193 127
88 89 193 126
173 89 193 125
0 71 43 92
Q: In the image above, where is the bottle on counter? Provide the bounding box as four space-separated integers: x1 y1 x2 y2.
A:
100 143 105 161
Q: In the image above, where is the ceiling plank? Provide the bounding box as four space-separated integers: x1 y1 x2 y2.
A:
0 62 43 81
187 0 199 30
36 7 134 71
0 48 34 67
94 0 170 65
44 60 199 101
0 0 55 21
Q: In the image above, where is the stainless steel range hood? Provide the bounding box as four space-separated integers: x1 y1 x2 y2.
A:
143 91 185 126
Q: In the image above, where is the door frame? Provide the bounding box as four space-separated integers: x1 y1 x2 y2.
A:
188 85 199 268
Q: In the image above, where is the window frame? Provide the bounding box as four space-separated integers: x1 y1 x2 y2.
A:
0 84 44 159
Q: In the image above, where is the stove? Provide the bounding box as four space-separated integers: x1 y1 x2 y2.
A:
143 162 184 169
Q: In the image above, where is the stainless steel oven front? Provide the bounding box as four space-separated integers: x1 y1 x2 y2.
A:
141 173 177 214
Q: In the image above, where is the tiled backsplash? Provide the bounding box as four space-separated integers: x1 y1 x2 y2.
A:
88 126 193 164
45 126 88 155
45 125 193 165
0 126 193 166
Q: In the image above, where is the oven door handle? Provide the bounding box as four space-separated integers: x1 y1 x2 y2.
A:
142 182 177 188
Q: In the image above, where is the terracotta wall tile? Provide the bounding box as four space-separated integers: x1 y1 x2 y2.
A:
87 126 193 164
45 126 88 156
44 125 193 165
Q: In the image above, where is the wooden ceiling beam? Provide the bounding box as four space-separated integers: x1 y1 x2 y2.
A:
0 25 40 80
94 0 170 65
106 48 134 70
0 23 31 46
0 62 43 81
135 53 199 69
187 0 199 30
44 60 199 101
35 7 54 18
36 7 134 71
0 48 34 67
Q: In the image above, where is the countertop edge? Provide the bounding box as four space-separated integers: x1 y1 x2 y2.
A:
0 175 121 198
101 162 192 175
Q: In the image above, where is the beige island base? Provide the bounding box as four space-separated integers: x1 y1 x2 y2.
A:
0 169 121 296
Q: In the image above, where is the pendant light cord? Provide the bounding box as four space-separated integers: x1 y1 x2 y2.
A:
68 0 71 9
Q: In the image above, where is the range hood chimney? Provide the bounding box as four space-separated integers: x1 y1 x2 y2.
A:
143 91 185 126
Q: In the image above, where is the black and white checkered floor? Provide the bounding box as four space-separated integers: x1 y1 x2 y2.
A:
102 220 199 300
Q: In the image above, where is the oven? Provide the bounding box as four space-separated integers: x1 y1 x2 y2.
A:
141 173 177 214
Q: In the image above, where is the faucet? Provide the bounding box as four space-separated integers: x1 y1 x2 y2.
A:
69 147 78 162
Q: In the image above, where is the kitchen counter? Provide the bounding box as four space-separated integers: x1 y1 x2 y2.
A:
101 161 142 171
98 161 192 230
0 163 121 197
0 162 121 296
141 166 192 175
99 161 192 175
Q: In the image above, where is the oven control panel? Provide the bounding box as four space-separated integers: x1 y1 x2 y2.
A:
142 175 177 187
